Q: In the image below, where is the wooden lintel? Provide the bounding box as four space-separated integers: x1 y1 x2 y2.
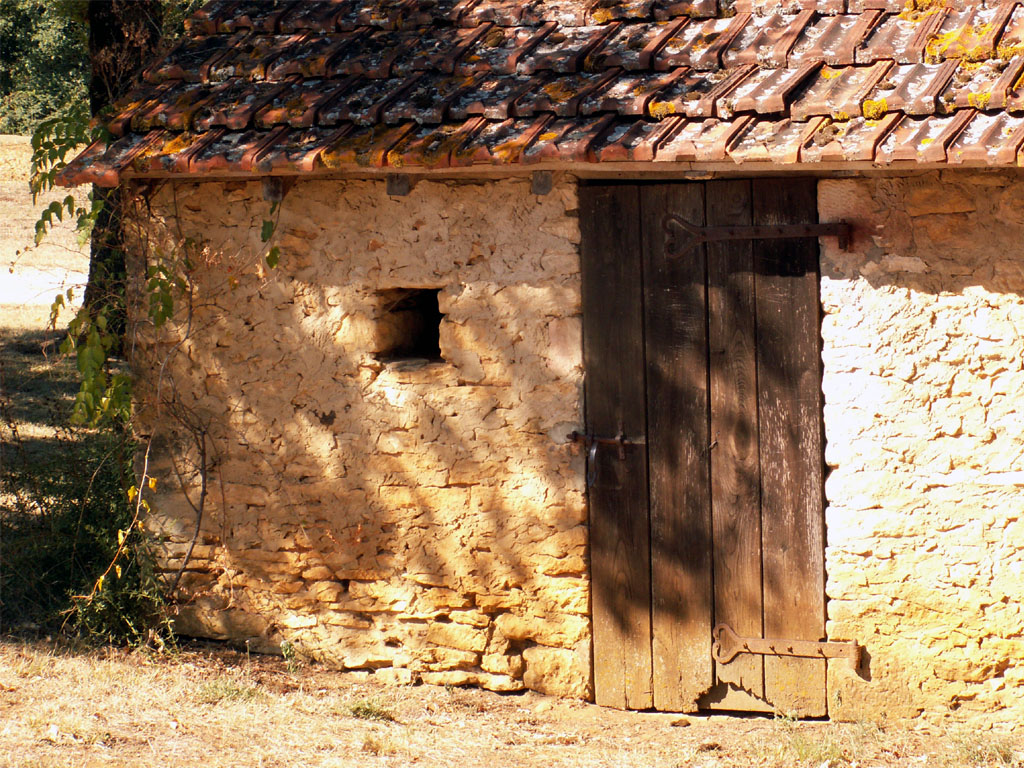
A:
117 160 1023 190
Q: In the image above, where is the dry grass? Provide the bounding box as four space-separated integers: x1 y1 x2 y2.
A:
1 639 1021 768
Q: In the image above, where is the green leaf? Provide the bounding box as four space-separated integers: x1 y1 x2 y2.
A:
261 219 275 242
266 246 280 269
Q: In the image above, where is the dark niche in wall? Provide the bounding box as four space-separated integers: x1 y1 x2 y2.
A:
376 288 443 365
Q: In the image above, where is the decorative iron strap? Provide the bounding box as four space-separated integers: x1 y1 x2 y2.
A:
712 623 862 670
663 214 852 257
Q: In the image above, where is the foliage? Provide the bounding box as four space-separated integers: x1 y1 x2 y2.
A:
6 0 277 647
0 0 203 136
30 103 103 245
0 348 168 643
0 0 88 135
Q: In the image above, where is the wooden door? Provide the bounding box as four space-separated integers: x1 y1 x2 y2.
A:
580 179 826 716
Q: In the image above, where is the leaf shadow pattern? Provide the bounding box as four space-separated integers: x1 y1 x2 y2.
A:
126 177 591 694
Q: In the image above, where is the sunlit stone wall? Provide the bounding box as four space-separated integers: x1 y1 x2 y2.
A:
130 177 589 697
820 171 1024 729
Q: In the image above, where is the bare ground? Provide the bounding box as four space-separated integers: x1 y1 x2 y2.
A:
1 137 1022 768
3 638 1018 768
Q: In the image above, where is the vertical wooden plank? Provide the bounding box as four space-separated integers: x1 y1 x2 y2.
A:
753 177 827 717
641 183 714 712
706 179 765 701
579 184 653 710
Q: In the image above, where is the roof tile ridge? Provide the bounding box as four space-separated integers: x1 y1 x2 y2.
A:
701 12 754 70
964 112 1024 164
704 63 759 117
765 9 817 68
841 58 894 117
453 114 555 165
641 17 692 68
907 6 951 62
793 115 830 163
834 9 884 65
920 107 975 161
717 114 757 161
988 55 1024 109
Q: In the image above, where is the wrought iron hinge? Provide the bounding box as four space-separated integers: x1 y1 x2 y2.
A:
663 214 852 257
712 623 862 670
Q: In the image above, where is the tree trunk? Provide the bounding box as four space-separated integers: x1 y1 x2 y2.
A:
83 0 163 330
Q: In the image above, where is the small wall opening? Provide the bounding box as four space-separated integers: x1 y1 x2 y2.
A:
376 288 443 363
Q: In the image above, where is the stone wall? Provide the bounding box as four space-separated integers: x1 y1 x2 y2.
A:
131 177 589 696
128 168 1024 725
820 171 1024 728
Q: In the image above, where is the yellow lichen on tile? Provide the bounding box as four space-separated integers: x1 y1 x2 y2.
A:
648 101 677 119
861 98 888 121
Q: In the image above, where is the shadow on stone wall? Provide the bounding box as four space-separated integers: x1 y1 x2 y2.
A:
131 177 590 695
125 170 1024 722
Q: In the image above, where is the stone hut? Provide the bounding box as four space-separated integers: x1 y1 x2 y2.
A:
60 0 1024 727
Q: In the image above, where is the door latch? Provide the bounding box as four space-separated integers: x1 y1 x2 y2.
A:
568 428 646 486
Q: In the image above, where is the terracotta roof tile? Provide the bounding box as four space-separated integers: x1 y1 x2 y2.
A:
462 1 532 28
520 113 615 161
654 115 753 161
997 4 1024 58
727 116 822 163
220 0 298 32
801 112 901 161
947 109 1024 164
588 19 685 70
317 75 412 125
512 71 618 115
391 24 492 76
646 65 756 118
656 16 751 71
192 79 287 131
446 73 537 118
789 60 891 120
319 121 416 167
856 8 948 65
254 77 357 128
719 60 821 116
652 0 718 21
450 115 553 164
721 11 813 68
579 70 679 115
517 23 620 73
790 12 882 66
56 0 1024 186
454 24 554 75
589 116 680 160
277 1 350 33
117 83 202 134
131 130 219 174
382 73 482 123
333 1 416 31
387 117 487 166
589 0 656 24
142 35 238 83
